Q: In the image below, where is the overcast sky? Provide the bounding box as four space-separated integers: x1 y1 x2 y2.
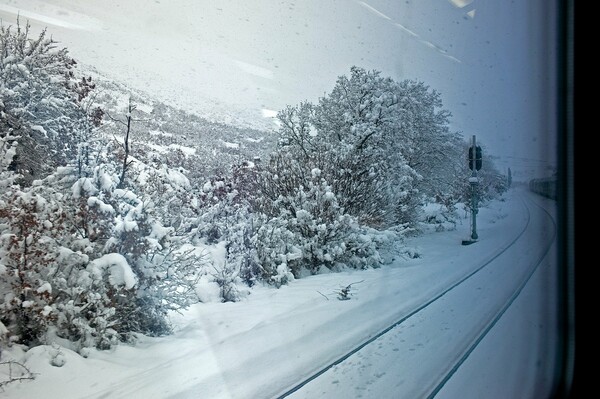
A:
0 0 559 178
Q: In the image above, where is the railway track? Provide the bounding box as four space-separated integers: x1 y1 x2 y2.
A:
276 194 557 398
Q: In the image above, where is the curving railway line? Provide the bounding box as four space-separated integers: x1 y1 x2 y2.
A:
277 193 558 398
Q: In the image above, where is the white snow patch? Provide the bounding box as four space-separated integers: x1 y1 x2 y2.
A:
0 320 8 335
150 222 172 242
36 282 52 294
206 241 227 270
220 140 240 149
165 168 191 189
21 301 34 308
148 130 173 138
261 108 278 118
87 196 114 214
195 276 222 303
145 143 168 154
168 144 196 155
89 253 137 289
324 191 336 201
30 125 47 135
136 102 153 114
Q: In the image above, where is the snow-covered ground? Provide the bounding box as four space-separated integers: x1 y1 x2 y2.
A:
1 190 559 398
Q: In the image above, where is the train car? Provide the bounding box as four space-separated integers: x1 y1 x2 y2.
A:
529 177 557 200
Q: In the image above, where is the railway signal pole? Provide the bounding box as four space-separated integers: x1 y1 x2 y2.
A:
463 135 481 245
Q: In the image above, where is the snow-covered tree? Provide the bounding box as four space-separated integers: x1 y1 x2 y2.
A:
241 67 465 281
69 148 207 338
390 80 461 198
311 67 420 227
0 145 210 349
0 20 97 185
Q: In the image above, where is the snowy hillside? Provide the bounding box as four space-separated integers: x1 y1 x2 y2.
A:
85 69 276 184
3 0 419 130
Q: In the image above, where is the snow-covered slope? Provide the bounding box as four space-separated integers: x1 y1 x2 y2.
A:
1 0 419 130
83 69 276 183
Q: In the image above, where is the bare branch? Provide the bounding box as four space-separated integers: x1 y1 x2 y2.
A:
0 360 36 389
317 290 329 300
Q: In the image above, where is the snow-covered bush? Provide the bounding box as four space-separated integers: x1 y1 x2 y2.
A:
81 165 205 338
419 202 459 232
0 175 120 350
0 50 207 348
0 185 68 346
0 152 209 349
253 170 384 280
193 172 261 299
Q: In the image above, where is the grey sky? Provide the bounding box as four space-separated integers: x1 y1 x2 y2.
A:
377 0 558 179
